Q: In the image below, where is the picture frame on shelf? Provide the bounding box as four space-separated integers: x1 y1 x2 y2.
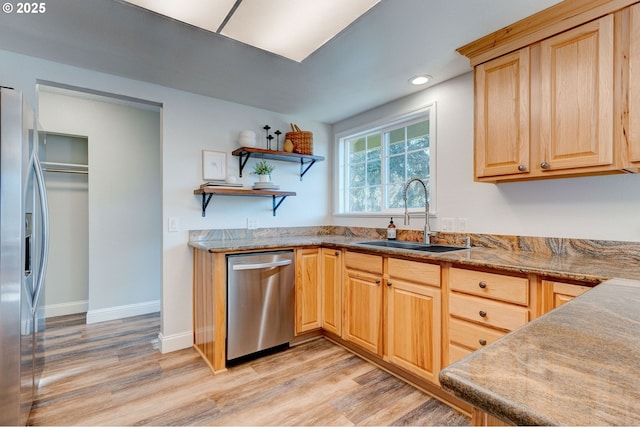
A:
202 150 226 181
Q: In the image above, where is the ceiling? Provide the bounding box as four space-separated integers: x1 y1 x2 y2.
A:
122 0 381 62
0 0 562 124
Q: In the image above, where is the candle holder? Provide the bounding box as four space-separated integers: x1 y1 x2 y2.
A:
263 125 271 150
274 130 282 151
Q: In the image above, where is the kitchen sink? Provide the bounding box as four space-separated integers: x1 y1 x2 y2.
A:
357 240 468 253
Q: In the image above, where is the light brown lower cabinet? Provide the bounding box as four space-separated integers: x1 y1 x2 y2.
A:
446 267 531 365
541 279 592 313
320 248 342 336
343 251 384 355
472 408 510 426
386 258 442 384
295 248 321 334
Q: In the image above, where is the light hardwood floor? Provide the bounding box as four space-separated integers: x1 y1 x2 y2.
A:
28 313 470 426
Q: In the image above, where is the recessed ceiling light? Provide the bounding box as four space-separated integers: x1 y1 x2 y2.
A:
409 75 431 85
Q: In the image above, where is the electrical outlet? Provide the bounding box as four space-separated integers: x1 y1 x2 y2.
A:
457 218 468 232
441 217 455 231
247 217 258 230
168 217 180 232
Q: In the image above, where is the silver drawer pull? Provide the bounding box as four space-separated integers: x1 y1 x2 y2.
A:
479 310 487 318
232 259 292 270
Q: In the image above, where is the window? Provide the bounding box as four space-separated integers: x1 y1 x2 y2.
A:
337 107 435 215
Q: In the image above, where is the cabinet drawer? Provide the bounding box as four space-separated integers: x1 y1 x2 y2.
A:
449 293 528 331
448 317 505 351
448 343 473 365
345 251 383 275
388 258 440 287
449 268 529 305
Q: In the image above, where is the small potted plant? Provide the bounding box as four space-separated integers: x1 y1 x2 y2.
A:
252 160 275 182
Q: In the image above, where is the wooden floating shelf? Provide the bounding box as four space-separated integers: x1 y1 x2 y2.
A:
194 187 296 217
231 147 324 181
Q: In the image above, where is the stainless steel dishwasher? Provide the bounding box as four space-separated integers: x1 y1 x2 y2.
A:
226 250 294 361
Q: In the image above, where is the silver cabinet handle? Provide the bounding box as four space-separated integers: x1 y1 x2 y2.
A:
518 164 526 172
232 259 292 271
540 162 550 169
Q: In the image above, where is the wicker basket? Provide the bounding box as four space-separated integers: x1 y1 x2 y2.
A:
286 124 313 154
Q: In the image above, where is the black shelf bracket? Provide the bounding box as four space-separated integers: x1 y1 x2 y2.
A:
237 151 252 177
299 158 317 181
201 193 213 217
272 195 289 216
232 148 324 180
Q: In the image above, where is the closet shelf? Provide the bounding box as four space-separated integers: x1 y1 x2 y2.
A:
193 187 296 217
231 147 324 181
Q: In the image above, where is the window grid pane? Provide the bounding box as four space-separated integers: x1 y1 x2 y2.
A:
342 115 431 214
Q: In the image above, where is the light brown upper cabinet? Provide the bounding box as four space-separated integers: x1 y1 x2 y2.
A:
627 3 640 167
461 0 640 182
537 15 614 174
475 48 530 178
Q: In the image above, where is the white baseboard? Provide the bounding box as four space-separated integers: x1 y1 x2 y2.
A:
158 330 193 354
86 300 160 324
42 300 89 318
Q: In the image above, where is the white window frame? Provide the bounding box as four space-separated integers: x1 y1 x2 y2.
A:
334 103 437 218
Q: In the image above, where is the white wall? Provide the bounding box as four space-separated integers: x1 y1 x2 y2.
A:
39 90 162 323
333 72 640 242
41 134 89 317
0 48 331 352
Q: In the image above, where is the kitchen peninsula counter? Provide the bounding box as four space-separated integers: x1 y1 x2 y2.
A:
189 235 640 283
439 277 640 425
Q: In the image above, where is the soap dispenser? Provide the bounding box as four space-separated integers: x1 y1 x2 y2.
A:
387 217 396 240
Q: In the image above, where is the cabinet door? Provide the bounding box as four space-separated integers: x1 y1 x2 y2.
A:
542 280 591 313
628 4 640 165
295 248 321 334
539 15 614 172
475 48 530 179
386 279 441 384
320 248 342 336
344 269 383 355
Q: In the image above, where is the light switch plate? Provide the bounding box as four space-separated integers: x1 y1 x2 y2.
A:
168 217 180 232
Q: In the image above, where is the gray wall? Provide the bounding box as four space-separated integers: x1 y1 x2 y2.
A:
38 88 162 323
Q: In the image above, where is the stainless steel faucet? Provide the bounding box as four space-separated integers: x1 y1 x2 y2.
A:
403 177 433 244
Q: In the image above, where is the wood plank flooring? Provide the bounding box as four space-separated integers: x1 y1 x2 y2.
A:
28 313 470 426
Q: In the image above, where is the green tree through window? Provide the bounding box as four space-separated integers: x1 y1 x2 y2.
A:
339 109 433 214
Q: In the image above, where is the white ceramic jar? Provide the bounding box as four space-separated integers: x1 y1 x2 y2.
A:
238 130 256 147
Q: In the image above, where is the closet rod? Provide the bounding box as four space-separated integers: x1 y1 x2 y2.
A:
41 161 88 169
43 168 88 175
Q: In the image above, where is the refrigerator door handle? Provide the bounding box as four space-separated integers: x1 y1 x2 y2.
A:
30 150 49 315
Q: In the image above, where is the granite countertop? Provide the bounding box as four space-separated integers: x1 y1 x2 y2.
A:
189 236 640 283
439 277 640 425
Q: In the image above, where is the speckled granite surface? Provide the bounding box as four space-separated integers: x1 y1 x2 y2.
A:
188 227 640 282
439 277 640 426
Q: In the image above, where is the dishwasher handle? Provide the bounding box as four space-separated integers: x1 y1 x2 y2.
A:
231 259 292 271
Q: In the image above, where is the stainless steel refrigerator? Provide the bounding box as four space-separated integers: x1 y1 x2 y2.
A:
0 87 49 426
